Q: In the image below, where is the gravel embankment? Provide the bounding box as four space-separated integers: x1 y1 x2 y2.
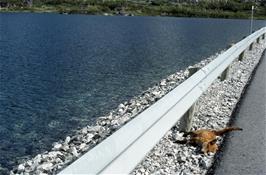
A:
11 40 265 175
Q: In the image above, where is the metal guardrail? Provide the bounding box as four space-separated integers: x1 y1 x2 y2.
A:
59 27 266 175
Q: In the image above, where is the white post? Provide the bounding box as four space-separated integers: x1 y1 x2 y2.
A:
257 37 260 43
238 51 245 61
180 103 196 132
250 5 254 34
179 67 199 132
219 66 230 81
249 42 254 50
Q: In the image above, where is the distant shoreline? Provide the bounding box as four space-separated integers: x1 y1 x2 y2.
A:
1 9 266 20
1 0 266 20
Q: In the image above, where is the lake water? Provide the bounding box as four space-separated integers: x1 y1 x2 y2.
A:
0 13 265 173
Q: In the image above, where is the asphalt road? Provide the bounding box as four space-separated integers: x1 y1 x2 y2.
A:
213 51 266 175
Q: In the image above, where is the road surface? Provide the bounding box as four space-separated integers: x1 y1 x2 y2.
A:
213 51 266 175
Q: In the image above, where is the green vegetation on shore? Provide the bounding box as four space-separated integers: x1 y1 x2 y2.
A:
1 0 266 19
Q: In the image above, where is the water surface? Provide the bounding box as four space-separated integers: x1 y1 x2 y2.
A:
0 13 265 173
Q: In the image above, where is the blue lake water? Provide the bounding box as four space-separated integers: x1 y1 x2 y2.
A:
0 13 265 173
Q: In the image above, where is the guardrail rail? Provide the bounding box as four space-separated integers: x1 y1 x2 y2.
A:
59 27 266 175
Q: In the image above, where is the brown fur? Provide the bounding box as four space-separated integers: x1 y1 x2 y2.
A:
177 127 242 154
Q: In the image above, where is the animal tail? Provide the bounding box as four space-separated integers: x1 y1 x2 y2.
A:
214 127 243 136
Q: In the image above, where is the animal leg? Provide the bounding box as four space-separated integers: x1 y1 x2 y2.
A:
202 142 209 155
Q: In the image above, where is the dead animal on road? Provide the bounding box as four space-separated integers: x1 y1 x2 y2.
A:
175 127 243 154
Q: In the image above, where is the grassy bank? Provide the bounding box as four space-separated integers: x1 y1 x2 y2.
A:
1 0 266 19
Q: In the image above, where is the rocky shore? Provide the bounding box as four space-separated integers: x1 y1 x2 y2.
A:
11 40 265 175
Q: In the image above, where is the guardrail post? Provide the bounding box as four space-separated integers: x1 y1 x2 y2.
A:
188 67 200 76
249 42 254 50
238 51 245 61
219 66 230 81
256 37 260 43
179 103 196 132
227 42 234 49
179 67 200 132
